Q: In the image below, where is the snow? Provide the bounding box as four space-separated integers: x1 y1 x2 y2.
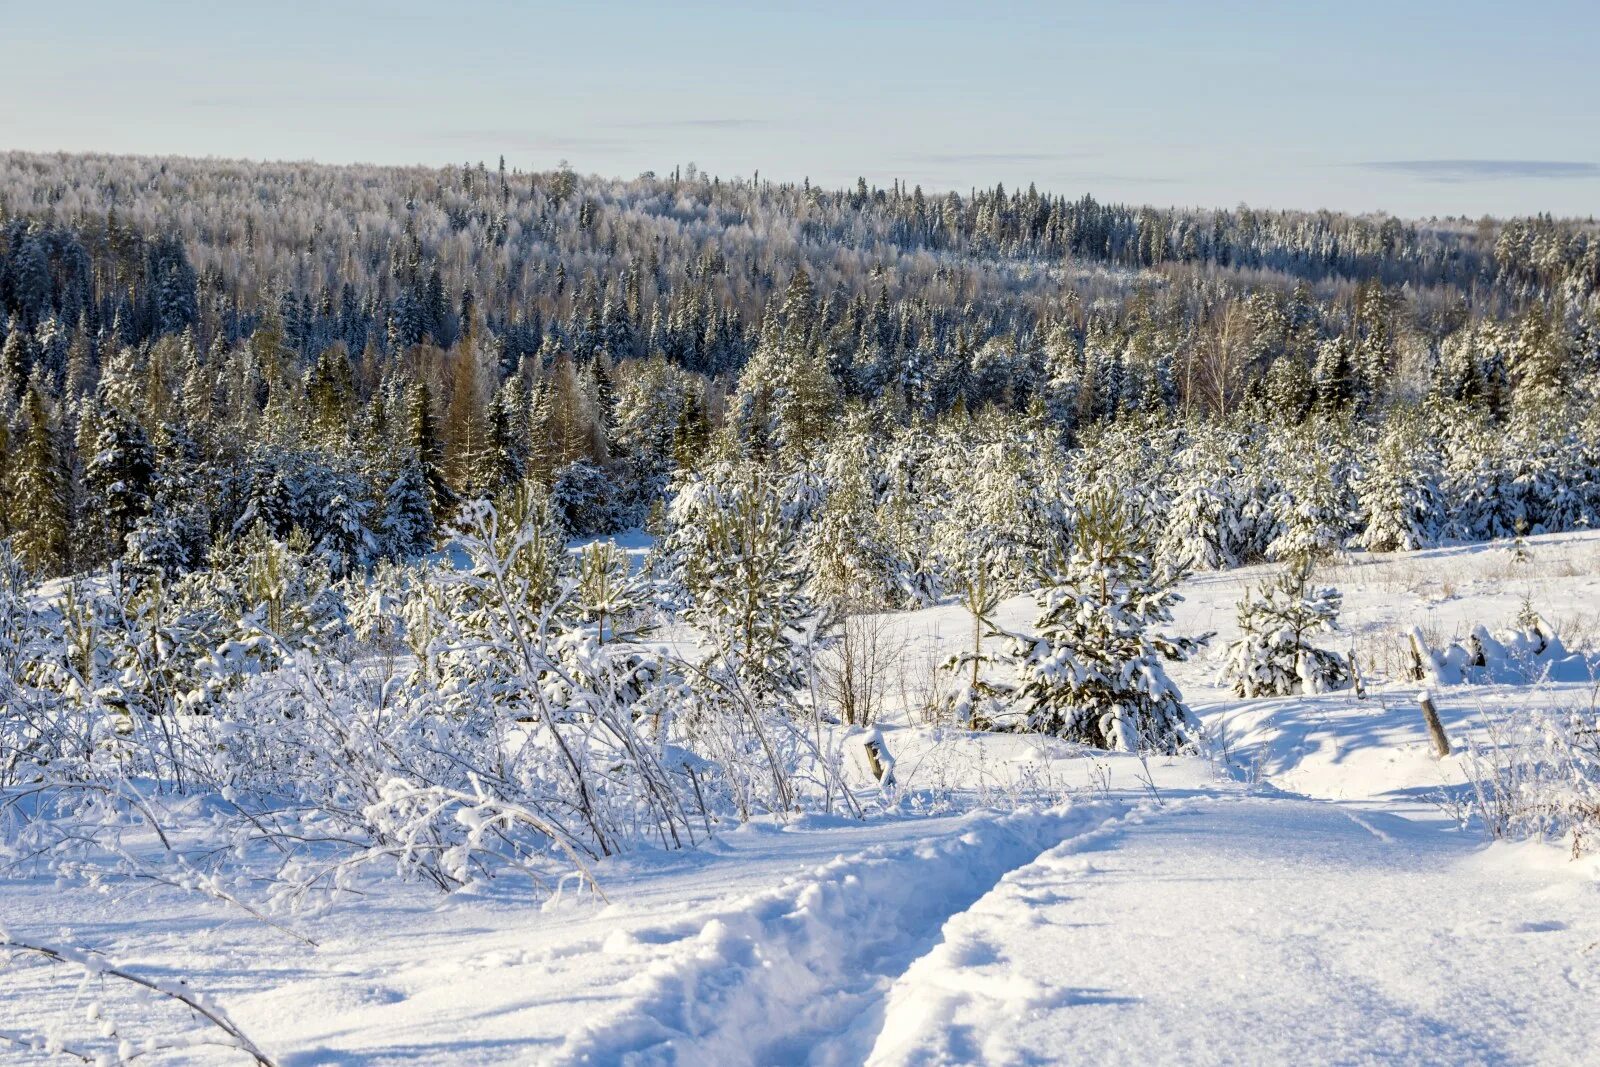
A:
5 532 1600 1064
868 796 1599 1067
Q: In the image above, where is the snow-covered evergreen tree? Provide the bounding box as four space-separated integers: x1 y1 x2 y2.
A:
9 382 72 574
380 459 437 560
1267 442 1348 565
126 423 209 577
84 405 155 562
1220 561 1351 697
572 539 645 644
1355 421 1440 553
806 417 899 610
1006 491 1202 752
656 459 828 705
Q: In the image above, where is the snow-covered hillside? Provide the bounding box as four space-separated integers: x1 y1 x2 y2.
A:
4 534 1599 1065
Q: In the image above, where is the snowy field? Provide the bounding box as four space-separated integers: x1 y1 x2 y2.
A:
5 533 1600 1065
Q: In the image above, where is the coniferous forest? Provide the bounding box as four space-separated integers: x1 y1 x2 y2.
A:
1 150 1597 587
5 145 1600 1063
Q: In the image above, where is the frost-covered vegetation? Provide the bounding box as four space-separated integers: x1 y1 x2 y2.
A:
3 148 1598 874
3 151 1600 1063
1 151 1599 589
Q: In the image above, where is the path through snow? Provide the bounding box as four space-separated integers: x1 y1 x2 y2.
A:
866 794 1600 1066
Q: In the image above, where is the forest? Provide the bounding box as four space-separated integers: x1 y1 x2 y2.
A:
0 150 1596 585
3 148 1600 1064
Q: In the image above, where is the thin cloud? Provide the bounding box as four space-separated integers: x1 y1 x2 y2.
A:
188 92 385 110
1360 159 1600 182
432 130 632 153
905 151 1088 165
615 118 771 130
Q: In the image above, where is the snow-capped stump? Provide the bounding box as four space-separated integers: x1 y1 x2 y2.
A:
862 731 895 788
845 727 897 793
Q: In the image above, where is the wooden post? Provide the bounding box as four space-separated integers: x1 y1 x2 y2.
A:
1406 631 1430 682
1416 691 1450 758
863 739 888 782
1349 648 1367 700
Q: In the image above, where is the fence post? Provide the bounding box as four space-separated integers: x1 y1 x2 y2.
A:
1416 690 1451 758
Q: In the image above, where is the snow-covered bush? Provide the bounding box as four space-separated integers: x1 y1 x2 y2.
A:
5 492 850 919
1220 562 1351 697
1407 613 1600 687
1456 702 1600 858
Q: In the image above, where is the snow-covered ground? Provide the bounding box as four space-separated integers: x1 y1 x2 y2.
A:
5 533 1600 1065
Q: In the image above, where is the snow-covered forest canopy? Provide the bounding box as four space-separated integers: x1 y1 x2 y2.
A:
1 150 1598 584
3 150 1600 1064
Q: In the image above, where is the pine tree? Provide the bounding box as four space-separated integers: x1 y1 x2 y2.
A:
1006 491 1201 752
10 383 72 575
658 460 827 704
1220 561 1350 697
807 421 897 610
1157 439 1235 573
1267 443 1347 565
573 539 645 644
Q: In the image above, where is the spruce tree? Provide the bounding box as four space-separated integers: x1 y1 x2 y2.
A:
407 381 455 520
126 422 209 578
84 405 155 562
380 459 437 559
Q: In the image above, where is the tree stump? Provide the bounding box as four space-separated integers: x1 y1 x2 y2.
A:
863 737 895 788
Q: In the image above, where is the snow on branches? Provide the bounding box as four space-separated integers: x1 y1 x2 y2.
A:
1006 491 1204 753
1220 561 1351 698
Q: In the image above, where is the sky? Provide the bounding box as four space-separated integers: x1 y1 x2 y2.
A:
3 0 1598 219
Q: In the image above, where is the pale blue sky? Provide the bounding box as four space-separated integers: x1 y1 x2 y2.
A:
3 0 1597 218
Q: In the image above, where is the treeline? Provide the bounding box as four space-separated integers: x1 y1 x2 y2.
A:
0 151 1597 582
